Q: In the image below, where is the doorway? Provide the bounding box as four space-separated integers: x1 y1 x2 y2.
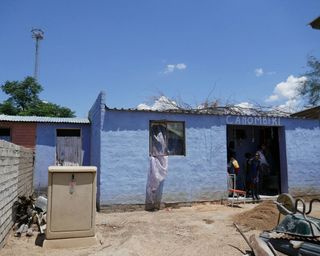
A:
227 125 282 196
56 129 82 166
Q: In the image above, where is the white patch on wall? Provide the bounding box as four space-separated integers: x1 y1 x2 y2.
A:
286 127 320 195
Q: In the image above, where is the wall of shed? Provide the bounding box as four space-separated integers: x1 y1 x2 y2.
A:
100 110 228 205
34 123 90 190
0 140 34 247
0 122 36 149
97 107 320 205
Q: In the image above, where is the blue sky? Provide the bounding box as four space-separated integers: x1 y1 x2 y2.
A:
0 1 319 117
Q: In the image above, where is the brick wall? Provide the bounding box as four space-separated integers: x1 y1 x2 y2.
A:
0 140 34 247
0 122 36 149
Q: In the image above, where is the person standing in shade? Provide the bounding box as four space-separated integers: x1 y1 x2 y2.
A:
256 144 270 194
250 153 261 201
244 152 252 197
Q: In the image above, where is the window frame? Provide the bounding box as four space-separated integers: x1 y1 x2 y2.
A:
149 120 186 156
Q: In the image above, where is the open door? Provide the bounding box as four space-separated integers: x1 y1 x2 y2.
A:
227 125 282 196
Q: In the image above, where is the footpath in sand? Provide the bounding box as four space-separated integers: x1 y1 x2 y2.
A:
1 201 320 256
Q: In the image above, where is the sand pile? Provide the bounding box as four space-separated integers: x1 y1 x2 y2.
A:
233 201 279 231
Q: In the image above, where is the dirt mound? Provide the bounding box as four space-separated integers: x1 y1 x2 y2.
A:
233 201 279 231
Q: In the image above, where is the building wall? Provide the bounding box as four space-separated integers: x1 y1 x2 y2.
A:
100 110 228 205
34 123 91 190
0 140 34 247
85 92 320 206
0 122 36 149
225 117 320 196
97 107 320 205
88 91 106 208
285 123 320 196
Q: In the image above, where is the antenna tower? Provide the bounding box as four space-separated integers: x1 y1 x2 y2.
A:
31 28 44 80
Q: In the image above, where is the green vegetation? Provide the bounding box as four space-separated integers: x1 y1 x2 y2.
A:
299 56 320 106
0 76 75 117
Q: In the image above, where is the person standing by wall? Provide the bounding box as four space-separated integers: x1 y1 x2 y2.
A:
250 153 261 201
256 144 270 194
244 152 252 197
228 155 243 193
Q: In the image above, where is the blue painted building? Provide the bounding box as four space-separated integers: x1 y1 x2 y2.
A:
33 117 90 191
89 92 320 207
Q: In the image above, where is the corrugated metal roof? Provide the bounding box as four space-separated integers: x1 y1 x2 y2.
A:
105 105 294 118
291 106 320 119
0 115 90 124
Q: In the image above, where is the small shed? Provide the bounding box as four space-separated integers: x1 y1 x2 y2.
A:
0 114 91 192
33 116 91 192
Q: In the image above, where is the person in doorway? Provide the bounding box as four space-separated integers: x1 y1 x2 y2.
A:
227 141 236 160
250 153 261 201
244 152 252 197
256 144 270 194
228 155 243 192
227 155 235 196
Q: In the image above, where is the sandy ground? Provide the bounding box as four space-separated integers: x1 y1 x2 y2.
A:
1 201 320 256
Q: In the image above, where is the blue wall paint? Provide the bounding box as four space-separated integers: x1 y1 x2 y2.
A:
100 110 228 205
285 127 320 196
34 123 90 189
96 108 320 205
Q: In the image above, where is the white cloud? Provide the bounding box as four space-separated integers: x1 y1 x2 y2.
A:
137 96 179 111
266 75 307 113
176 63 187 70
164 63 187 74
235 102 254 109
233 102 256 115
164 64 175 74
266 75 307 102
254 68 276 77
267 94 279 102
255 68 264 77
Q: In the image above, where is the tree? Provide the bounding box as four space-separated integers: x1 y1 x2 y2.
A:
0 76 75 117
299 56 320 106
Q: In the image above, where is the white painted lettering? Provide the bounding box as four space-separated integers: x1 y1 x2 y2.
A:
247 117 253 125
254 117 262 125
263 117 268 125
272 117 278 126
226 116 233 124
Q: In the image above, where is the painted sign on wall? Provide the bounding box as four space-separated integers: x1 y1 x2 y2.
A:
226 116 281 126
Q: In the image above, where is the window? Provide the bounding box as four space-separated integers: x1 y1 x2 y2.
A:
150 121 185 156
56 129 81 137
0 128 11 142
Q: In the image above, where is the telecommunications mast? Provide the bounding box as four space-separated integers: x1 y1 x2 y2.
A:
31 28 44 80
